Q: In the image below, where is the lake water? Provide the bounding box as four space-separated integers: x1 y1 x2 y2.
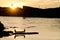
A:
0 16 60 40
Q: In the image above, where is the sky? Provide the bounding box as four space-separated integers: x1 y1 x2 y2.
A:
0 0 60 9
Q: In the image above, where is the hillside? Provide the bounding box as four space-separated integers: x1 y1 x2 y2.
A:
0 6 60 18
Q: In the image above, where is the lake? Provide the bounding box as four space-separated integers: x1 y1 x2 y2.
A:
0 16 60 40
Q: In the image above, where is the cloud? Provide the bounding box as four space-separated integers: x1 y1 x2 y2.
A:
21 0 60 8
0 0 60 8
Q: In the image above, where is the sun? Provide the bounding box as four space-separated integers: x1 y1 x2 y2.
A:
7 3 23 15
10 3 23 9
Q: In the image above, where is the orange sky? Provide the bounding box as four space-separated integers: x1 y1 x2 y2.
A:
0 0 60 9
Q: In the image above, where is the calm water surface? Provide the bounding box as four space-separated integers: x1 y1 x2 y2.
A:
0 16 60 40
